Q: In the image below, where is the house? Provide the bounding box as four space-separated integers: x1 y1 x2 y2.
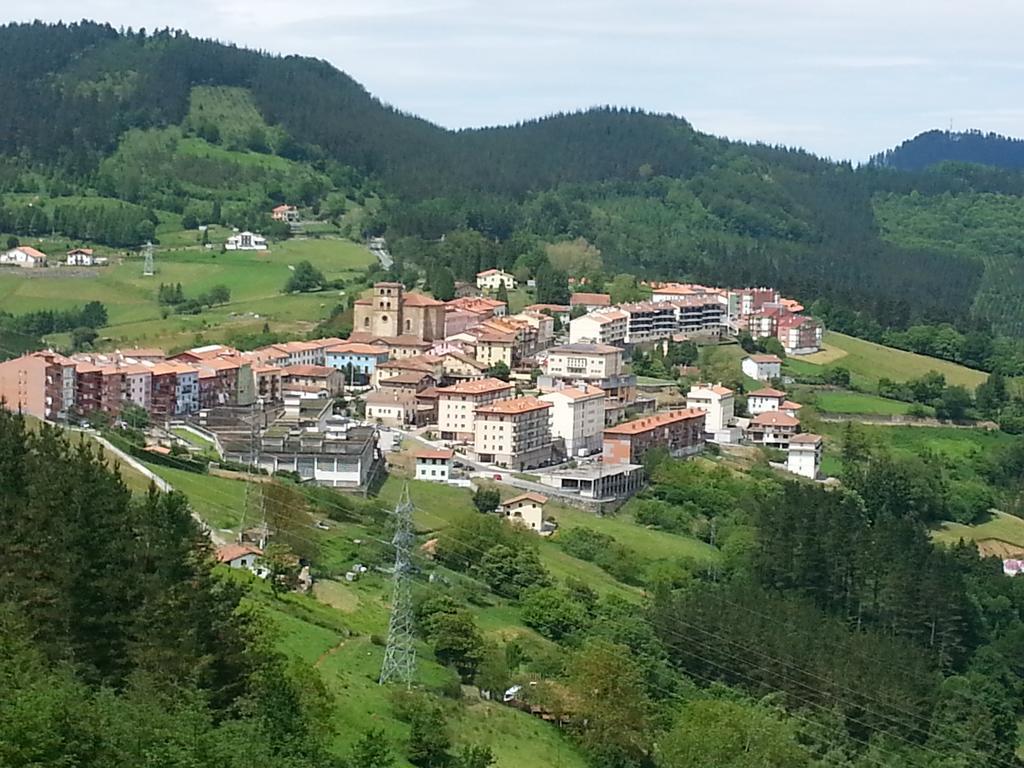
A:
414 448 454 482
568 309 629 346
686 383 735 432
353 283 446 342
373 356 444 387
225 231 267 251
787 434 823 479
781 400 803 419
0 245 47 268
379 371 437 395
271 204 299 223
476 268 517 292
747 387 788 415
216 544 263 571
66 248 105 266
252 364 283 402
365 389 418 427
436 377 515 441
473 396 554 470
325 341 393 386
280 364 345 397
511 310 555 350
745 411 800 448
602 409 706 466
741 354 782 382
499 492 549 533
540 385 605 456
570 292 612 312
472 331 516 368
524 303 571 324
439 351 488 382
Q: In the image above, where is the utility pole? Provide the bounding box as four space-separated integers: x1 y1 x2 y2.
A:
379 483 416 687
239 401 260 543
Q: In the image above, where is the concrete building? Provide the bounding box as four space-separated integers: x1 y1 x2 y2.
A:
741 354 783 382
280 365 345 397
511 310 555 350
255 423 381 488
472 331 516 368
540 344 636 417
253 364 283 402
602 409 706 466
415 448 454 482
568 309 629 346
436 377 515 442
686 383 735 432
787 434 823 479
353 282 447 342
473 396 554 469
778 315 824 355
0 351 76 420
745 411 800 448
747 388 788 416
476 268 517 292
619 301 679 345
540 385 605 456
538 463 646 501
499 492 548 533
365 390 418 427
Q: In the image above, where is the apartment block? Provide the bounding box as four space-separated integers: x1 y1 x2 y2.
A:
602 409 706 466
436 377 515 441
539 385 605 456
473 396 554 470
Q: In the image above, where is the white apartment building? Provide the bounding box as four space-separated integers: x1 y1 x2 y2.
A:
619 302 678 344
436 377 515 442
787 434 823 479
225 231 268 251
686 383 735 432
546 343 624 380
415 448 454 482
540 385 605 456
568 309 629 346
741 355 782 382
123 365 152 410
473 396 554 470
476 268 517 292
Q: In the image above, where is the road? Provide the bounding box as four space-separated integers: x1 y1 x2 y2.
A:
369 242 393 270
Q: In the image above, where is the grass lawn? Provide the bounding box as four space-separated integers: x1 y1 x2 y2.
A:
0 234 374 352
171 426 218 453
933 512 1024 551
144 463 248 531
794 332 987 390
812 390 929 416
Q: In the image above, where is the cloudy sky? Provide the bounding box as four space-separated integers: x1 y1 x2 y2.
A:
11 0 1024 160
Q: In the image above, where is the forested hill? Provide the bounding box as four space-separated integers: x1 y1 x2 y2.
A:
10 20 1024 359
872 129 1024 171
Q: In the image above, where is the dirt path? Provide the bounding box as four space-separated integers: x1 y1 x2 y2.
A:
314 638 349 668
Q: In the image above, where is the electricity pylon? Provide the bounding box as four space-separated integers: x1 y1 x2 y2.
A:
379 483 416 686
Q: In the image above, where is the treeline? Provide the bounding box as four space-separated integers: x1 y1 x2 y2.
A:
0 411 338 766
1 301 107 336
0 197 156 247
872 129 1024 171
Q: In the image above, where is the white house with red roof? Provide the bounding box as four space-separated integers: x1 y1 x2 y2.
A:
476 268 517 292
271 204 299 223
414 448 454 482
741 354 782 382
747 387 788 415
216 543 263 572
787 433 823 479
1 245 48 268
686 383 735 432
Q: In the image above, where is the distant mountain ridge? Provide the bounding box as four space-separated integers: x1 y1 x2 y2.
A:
871 129 1024 171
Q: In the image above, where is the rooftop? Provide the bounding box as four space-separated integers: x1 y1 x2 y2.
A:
281 364 335 377
476 396 553 416
540 385 604 402
581 309 629 324
402 292 445 307
750 411 800 427
502 492 548 506
789 433 822 445
746 354 783 364
438 377 515 396
604 408 705 436
570 292 611 306
216 544 263 563
749 388 787 398
328 341 391 356
690 383 734 396
416 448 455 461
549 343 623 355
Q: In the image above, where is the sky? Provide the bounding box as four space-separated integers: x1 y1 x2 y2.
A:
9 0 1024 160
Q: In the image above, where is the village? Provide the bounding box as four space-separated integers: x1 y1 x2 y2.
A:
0 262 827 522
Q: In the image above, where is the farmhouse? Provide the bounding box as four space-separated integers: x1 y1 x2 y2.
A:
66 247 105 266
476 268 517 292
225 231 267 251
741 354 782 381
747 387 788 415
0 245 47 268
271 204 299 223
499 492 549 533
216 544 263 571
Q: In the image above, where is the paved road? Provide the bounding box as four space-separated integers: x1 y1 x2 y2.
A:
369 243 393 270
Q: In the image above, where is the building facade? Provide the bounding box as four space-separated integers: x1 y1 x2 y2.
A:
540 385 605 456
436 378 515 441
602 409 706 466
473 396 554 470
686 383 735 432
353 283 446 342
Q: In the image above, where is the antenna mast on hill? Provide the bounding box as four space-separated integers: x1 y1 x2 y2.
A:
142 241 155 276
379 483 417 687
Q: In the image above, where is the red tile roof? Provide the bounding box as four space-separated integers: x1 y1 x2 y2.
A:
475 396 553 416
502 492 548 506
570 292 611 306
216 544 262 564
604 409 705 436
416 448 454 460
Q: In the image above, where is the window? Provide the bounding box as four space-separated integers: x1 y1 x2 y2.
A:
363 317 370 328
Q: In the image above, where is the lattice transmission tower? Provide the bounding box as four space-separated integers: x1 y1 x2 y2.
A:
379 483 416 687
142 241 155 276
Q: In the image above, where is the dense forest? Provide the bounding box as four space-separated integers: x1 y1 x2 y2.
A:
5 20 1024 346
872 129 1024 171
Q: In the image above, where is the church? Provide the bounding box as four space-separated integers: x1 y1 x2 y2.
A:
353 282 447 342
